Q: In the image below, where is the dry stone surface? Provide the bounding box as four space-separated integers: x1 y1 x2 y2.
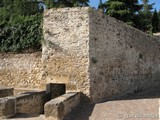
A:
0 7 160 102
43 7 160 102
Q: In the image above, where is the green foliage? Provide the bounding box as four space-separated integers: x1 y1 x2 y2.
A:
0 0 3 7
152 9 159 33
135 0 154 33
158 11 160 30
98 0 103 9
142 0 154 15
45 0 54 9
0 0 91 52
104 0 141 26
103 0 159 34
44 0 90 8
0 0 42 52
0 15 42 52
13 0 39 15
3 0 14 7
98 0 105 12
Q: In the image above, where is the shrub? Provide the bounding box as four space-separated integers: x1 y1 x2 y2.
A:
0 15 42 52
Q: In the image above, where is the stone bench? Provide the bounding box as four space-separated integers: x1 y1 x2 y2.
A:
0 87 13 98
0 91 46 119
44 92 80 120
16 91 46 114
0 96 16 119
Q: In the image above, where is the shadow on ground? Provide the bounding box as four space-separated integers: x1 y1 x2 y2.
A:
7 114 45 120
63 87 160 120
63 103 96 120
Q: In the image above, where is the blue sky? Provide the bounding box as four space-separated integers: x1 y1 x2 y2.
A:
89 0 160 11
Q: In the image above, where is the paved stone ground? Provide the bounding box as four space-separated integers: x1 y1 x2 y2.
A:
64 88 160 120
6 87 160 120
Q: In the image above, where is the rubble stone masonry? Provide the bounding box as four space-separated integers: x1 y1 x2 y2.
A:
0 7 160 102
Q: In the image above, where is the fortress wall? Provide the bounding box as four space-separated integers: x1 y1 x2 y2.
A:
89 9 160 102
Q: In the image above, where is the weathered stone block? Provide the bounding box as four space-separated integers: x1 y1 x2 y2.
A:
45 92 80 120
0 88 13 98
16 91 46 114
0 97 16 118
46 83 66 99
45 100 64 120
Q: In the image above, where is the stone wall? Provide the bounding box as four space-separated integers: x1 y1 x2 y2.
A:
89 10 160 102
43 7 160 102
0 52 43 89
0 7 160 102
43 8 90 98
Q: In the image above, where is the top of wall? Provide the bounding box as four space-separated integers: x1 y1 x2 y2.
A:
44 7 160 44
89 8 160 44
44 7 90 13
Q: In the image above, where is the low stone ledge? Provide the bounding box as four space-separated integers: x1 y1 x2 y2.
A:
13 88 42 95
0 97 16 119
0 87 14 98
0 91 46 118
16 91 46 114
44 92 80 120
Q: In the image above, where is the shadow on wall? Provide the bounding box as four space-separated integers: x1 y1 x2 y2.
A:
47 40 63 53
88 87 160 104
105 87 160 102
